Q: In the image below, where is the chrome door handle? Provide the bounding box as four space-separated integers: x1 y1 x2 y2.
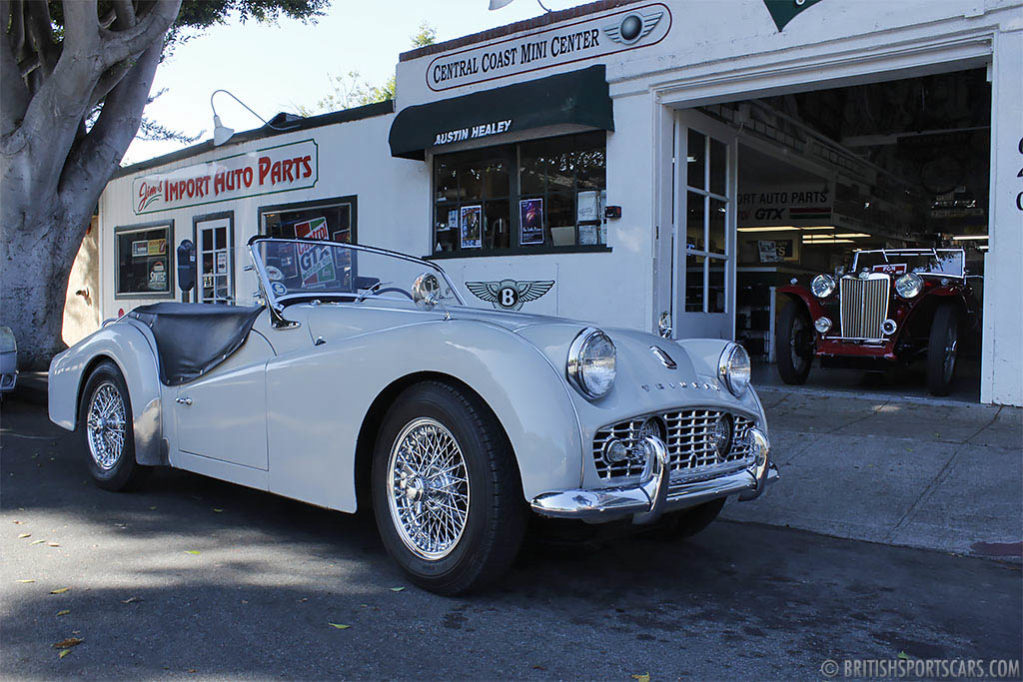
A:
176 397 193 406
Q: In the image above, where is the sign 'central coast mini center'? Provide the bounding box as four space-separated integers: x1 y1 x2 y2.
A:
95 0 1023 407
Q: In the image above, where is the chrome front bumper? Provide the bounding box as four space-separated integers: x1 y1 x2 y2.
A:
530 428 778 524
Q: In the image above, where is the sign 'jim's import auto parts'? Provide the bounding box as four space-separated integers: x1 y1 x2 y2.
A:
132 139 318 215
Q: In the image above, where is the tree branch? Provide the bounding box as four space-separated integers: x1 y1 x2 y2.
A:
100 0 180 67
59 39 162 218
25 0 59 82
8 0 26 59
0 2 30 138
60 0 100 53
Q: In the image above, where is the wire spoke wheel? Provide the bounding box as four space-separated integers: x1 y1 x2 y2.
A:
386 417 470 561
86 382 126 471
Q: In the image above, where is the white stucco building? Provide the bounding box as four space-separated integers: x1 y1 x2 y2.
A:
93 0 1023 406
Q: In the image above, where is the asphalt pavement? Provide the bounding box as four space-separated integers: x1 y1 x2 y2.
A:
2 397 1021 680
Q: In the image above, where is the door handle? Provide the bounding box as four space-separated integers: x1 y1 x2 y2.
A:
176 397 193 406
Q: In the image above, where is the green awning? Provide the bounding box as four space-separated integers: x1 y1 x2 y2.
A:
388 65 613 160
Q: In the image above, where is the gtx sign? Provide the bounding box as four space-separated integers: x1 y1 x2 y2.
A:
425 3 671 91
132 139 318 215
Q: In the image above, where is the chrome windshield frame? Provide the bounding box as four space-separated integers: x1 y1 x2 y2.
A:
247 237 465 313
851 248 966 279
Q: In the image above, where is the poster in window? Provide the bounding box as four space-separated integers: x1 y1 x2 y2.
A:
447 209 459 230
576 191 599 222
294 216 329 241
216 251 227 274
148 259 167 291
757 239 794 263
460 205 482 249
298 243 336 287
147 238 167 256
519 198 544 246
578 224 598 245
132 241 148 258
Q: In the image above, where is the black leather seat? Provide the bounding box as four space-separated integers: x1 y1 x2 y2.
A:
128 303 264 386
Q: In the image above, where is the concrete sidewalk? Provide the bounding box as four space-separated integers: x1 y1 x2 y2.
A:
725 386 1022 560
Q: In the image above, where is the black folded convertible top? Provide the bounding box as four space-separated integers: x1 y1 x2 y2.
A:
128 303 264 386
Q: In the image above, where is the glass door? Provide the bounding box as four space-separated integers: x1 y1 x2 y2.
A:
195 216 233 304
673 110 738 340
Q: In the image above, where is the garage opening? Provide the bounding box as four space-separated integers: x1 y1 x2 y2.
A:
706 68 991 401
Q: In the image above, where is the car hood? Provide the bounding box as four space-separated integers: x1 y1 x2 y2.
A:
298 299 761 420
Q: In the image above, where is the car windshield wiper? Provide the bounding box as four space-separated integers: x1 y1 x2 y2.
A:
355 281 393 303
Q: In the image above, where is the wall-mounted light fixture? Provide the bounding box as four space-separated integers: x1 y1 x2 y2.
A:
210 89 297 147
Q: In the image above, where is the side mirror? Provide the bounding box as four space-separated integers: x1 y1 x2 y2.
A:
412 272 441 308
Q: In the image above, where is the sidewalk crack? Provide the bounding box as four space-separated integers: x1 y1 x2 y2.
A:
884 444 964 542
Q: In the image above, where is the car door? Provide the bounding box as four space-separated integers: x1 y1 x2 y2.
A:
173 324 275 471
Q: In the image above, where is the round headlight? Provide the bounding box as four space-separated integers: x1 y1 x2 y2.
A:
895 273 924 299
717 343 751 397
810 274 836 299
711 414 733 458
639 417 666 443
567 328 616 399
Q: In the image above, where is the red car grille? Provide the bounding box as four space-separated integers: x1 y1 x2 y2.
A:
840 276 890 339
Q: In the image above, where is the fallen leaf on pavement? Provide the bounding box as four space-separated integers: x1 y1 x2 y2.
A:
897 651 909 660
12 520 22 524
56 610 70 616
59 649 72 659
30 539 45 545
47 542 60 547
631 674 650 682
389 587 405 592
184 550 200 555
328 623 350 629
53 637 83 649
212 508 223 513
16 579 35 583
121 596 142 604
18 533 30 539
50 587 71 594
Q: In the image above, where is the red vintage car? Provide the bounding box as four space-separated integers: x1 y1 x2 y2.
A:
775 248 981 396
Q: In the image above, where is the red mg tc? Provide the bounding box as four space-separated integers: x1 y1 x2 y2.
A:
774 248 981 396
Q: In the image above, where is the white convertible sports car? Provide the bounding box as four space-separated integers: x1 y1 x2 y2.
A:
49 237 777 594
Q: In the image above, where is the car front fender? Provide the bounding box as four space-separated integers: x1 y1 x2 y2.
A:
264 319 584 512
48 320 164 466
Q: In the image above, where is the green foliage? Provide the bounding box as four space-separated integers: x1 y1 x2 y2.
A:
301 21 435 116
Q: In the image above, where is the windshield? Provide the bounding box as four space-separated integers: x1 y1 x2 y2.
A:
852 249 965 278
250 238 463 306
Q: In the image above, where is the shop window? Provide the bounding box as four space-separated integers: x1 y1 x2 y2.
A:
432 131 607 256
114 222 173 297
260 196 357 245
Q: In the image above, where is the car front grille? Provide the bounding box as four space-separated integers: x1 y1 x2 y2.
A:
593 409 756 481
840 275 890 339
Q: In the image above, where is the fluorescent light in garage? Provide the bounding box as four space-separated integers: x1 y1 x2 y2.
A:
952 234 989 241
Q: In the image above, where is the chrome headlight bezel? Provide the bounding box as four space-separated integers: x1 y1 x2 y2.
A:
717 342 751 397
810 274 836 299
567 327 617 400
895 272 924 299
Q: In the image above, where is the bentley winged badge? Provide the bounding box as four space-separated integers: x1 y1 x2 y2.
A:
465 279 555 311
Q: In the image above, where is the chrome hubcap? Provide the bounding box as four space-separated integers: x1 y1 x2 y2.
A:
386 417 470 561
86 382 126 470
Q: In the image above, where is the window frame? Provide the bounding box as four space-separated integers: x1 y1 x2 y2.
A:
192 211 235 304
257 195 359 244
429 131 612 260
113 220 176 300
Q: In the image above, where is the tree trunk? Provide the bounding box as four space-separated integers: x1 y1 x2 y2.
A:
0 199 90 370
